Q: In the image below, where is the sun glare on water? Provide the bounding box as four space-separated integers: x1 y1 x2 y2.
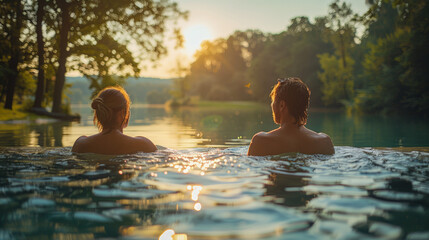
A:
183 24 213 55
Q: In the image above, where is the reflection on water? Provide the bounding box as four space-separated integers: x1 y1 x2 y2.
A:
0 119 70 147
0 146 428 239
0 104 428 148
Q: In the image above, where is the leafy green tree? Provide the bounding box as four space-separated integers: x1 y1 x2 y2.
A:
15 71 36 105
188 30 269 101
396 0 429 113
33 0 46 109
170 59 190 103
0 0 37 110
356 0 429 114
317 0 357 106
318 53 354 106
43 0 187 113
247 17 333 105
0 0 24 109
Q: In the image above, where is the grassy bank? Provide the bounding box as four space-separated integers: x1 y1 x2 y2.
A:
0 107 29 121
0 105 40 121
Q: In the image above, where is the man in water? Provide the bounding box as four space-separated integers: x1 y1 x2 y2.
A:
248 77 334 156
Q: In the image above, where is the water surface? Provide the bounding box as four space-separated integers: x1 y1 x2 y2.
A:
0 104 428 239
0 104 428 148
0 146 428 239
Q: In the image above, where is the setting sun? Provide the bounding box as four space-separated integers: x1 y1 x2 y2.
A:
183 24 213 56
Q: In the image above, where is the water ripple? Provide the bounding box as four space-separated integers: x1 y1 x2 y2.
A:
0 146 428 239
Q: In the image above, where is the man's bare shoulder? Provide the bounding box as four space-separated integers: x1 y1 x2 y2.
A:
252 131 279 142
314 132 335 154
248 131 277 156
253 131 270 138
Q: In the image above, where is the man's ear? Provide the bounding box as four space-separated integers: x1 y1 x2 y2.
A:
279 100 286 111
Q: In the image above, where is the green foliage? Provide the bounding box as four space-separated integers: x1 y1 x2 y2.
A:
318 53 355 106
247 17 333 105
188 30 267 101
0 0 36 109
0 0 187 112
184 0 428 116
15 71 37 105
355 0 429 114
2 0 428 117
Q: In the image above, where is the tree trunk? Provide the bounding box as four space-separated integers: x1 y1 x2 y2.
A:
340 33 347 68
33 0 46 109
0 85 6 102
339 32 349 100
52 0 70 113
4 0 23 110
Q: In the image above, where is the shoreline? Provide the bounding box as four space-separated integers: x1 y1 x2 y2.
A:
0 106 81 122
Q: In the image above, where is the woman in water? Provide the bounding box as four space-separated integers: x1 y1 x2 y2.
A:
72 86 157 155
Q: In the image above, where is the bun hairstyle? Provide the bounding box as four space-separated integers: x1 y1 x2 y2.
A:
91 86 130 132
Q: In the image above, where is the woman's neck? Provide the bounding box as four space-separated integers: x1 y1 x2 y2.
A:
101 128 123 134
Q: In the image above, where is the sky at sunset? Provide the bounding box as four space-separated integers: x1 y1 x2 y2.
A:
83 1 370 78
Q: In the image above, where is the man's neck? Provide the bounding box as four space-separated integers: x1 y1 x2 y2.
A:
280 122 299 129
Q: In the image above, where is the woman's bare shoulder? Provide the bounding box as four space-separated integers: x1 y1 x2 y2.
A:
72 135 89 153
133 136 157 153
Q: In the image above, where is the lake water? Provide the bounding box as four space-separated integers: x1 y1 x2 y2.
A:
0 104 428 148
0 104 429 239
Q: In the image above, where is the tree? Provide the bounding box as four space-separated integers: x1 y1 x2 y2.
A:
318 53 354 106
1 0 24 109
317 0 357 106
396 0 429 113
170 59 190 101
187 30 269 101
247 17 333 105
33 0 46 109
325 0 357 69
47 0 187 113
356 0 429 114
50 0 72 113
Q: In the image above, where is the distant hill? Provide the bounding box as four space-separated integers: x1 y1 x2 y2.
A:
66 76 174 104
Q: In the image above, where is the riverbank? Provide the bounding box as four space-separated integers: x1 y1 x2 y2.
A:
0 105 80 122
0 106 36 121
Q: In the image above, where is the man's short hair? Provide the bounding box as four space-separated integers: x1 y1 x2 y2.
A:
270 77 310 126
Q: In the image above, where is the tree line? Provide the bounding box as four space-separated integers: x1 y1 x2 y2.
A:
0 0 186 113
180 0 428 114
1 0 428 116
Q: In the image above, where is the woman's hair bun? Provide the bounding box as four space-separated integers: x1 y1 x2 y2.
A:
91 97 104 109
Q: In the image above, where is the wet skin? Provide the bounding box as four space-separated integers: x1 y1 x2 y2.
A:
72 129 157 155
248 99 334 156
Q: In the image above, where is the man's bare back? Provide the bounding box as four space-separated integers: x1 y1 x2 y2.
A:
248 125 334 156
247 77 335 156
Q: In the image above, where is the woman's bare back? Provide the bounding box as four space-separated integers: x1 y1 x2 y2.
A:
72 130 156 155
